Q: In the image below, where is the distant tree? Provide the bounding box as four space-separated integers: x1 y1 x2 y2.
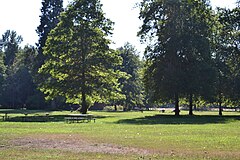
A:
20 46 47 109
116 43 144 110
0 30 23 108
35 0 65 110
1 45 46 109
2 30 23 67
39 0 125 114
138 0 215 115
0 45 43 109
36 0 63 69
0 51 6 103
0 52 5 78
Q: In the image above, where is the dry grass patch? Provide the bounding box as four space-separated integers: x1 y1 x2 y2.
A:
10 134 154 156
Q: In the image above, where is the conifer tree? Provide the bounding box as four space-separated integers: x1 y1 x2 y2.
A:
36 0 63 69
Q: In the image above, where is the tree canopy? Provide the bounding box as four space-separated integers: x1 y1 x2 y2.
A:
214 4 240 115
36 0 63 68
39 0 125 113
138 0 215 115
116 43 144 110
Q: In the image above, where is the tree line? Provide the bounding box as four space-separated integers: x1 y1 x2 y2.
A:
139 0 240 115
0 0 239 116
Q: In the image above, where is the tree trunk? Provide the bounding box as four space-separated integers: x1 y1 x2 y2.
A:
80 91 88 114
80 64 88 114
219 101 222 116
174 93 180 116
218 95 223 116
189 94 193 116
114 104 117 111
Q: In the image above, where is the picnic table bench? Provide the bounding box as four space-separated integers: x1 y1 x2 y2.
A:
65 114 95 123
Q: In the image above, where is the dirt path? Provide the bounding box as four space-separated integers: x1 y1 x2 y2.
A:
10 134 154 155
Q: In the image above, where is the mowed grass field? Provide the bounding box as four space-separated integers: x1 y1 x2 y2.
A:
0 110 239 160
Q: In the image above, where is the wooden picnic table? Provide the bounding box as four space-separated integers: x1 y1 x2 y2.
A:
65 114 95 123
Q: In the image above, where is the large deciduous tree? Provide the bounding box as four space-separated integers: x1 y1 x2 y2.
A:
138 0 215 115
39 0 124 114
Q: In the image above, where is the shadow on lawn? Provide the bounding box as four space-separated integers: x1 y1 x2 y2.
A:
0 109 109 123
3 114 108 123
116 114 240 125
6 115 65 122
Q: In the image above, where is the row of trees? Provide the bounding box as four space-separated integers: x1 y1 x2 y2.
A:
0 31 46 109
0 31 143 111
139 0 240 115
0 0 239 116
38 0 144 113
0 0 144 112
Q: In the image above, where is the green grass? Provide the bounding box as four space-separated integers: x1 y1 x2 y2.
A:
0 110 239 160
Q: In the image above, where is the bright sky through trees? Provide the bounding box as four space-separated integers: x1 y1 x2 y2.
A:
0 0 236 52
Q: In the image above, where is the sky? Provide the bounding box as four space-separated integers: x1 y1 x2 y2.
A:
0 0 237 54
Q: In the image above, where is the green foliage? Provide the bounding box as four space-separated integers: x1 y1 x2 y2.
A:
1 30 23 108
0 42 46 109
0 52 6 79
0 31 38 108
1 30 23 67
39 0 125 113
36 0 63 68
214 5 240 108
0 52 6 101
138 0 216 115
35 0 65 110
116 43 145 109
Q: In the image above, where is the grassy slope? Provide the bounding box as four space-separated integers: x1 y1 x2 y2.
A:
0 110 239 160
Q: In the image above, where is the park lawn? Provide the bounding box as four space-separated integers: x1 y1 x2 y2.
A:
0 110 239 160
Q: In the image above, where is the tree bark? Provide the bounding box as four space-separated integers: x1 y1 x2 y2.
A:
218 94 223 116
189 94 193 115
80 58 88 114
79 41 88 114
174 93 180 116
80 90 88 114
219 101 222 116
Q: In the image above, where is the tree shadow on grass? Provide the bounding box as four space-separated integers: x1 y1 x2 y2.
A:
4 114 108 123
0 109 49 114
116 114 240 125
4 115 65 123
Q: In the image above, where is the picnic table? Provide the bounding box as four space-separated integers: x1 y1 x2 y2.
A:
65 114 95 123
